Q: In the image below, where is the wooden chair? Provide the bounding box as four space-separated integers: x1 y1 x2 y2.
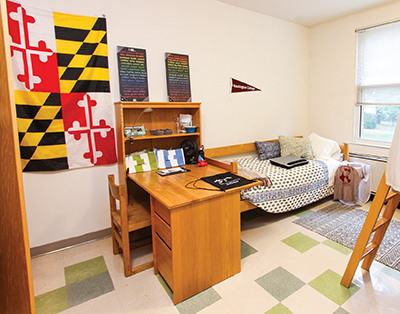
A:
108 174 154 277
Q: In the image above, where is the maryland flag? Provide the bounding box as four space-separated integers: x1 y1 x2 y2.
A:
7 1 117 171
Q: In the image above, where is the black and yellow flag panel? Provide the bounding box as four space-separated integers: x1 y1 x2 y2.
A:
54 12 110 94
15 90 68 171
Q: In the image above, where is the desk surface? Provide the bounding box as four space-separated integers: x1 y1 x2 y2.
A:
128 164 260 209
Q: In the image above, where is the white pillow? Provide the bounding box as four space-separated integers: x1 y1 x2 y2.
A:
308 133 341 160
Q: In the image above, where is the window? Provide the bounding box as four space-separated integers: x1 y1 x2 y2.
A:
356 21 400 143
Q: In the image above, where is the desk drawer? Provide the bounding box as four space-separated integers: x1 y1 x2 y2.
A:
155 234 173 290
154 213 172 249
153 198 171 225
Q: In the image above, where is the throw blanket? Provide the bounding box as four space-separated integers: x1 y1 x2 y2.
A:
238 157 332 213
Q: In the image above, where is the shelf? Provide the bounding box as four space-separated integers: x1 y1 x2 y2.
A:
125 132 200 141
116 102 201 109
115 101 202 183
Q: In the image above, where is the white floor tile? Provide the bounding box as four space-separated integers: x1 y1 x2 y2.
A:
240 251 280 280
115 268 174 313
302 241 350 278
282 285 339 314
213 271 253 298
255 236 304 265
278 248 332 283
222 281 278 314
260 217 307 241
342 267 400 314
197 299 241 314
62 240 103 267
291 224 329 243
31 251 65 296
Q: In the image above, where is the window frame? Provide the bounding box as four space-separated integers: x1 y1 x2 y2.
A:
354 20 400 145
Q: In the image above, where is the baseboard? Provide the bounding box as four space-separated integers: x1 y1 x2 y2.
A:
369 193 375 202
30 228 112 257
369 192 400 209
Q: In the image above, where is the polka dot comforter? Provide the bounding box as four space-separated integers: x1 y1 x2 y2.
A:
238 157 333 213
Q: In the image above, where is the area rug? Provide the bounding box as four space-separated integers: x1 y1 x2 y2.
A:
293 202 400 272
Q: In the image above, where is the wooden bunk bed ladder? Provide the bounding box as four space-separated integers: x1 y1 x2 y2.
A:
341 171 400 287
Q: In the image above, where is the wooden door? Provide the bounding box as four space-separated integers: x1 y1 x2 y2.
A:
0 0 36 313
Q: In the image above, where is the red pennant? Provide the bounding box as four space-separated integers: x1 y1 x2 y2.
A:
231 78 261 93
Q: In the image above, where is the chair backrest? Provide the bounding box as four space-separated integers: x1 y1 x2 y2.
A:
108 174 121 200
108 174 128 212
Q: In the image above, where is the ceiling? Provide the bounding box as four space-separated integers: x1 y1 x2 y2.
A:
216 0 400 27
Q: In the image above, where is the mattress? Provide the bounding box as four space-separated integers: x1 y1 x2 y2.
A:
237 157 337 213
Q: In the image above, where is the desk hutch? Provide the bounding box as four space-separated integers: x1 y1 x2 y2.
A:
114 101 202 184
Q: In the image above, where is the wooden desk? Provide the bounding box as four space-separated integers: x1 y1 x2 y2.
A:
128 164 260 304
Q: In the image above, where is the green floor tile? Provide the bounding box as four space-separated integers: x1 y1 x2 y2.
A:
241 239 258 259
175 287 221 314
265 303 293 314
323 239 352 255
308 269 360 306
156 273 173 300
66 271 114 308
333 307 351 314
281 232 320 253
256 267 305 302
157 274 221 312
65 256 108 285
35 286 68 314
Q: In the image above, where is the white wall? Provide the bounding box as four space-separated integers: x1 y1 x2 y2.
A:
309 1 400 150
308 1 400 191
20 0 310 248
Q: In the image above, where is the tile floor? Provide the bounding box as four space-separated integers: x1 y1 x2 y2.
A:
31 198 400 314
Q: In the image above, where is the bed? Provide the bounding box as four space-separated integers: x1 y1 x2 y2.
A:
205 134 349 214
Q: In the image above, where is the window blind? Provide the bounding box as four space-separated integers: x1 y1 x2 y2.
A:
357 21 400 105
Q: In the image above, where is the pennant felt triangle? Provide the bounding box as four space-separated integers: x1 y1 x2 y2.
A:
231 78 261 93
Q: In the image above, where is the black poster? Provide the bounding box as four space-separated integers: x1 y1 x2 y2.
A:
165 53 191 102
117 46 149 101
